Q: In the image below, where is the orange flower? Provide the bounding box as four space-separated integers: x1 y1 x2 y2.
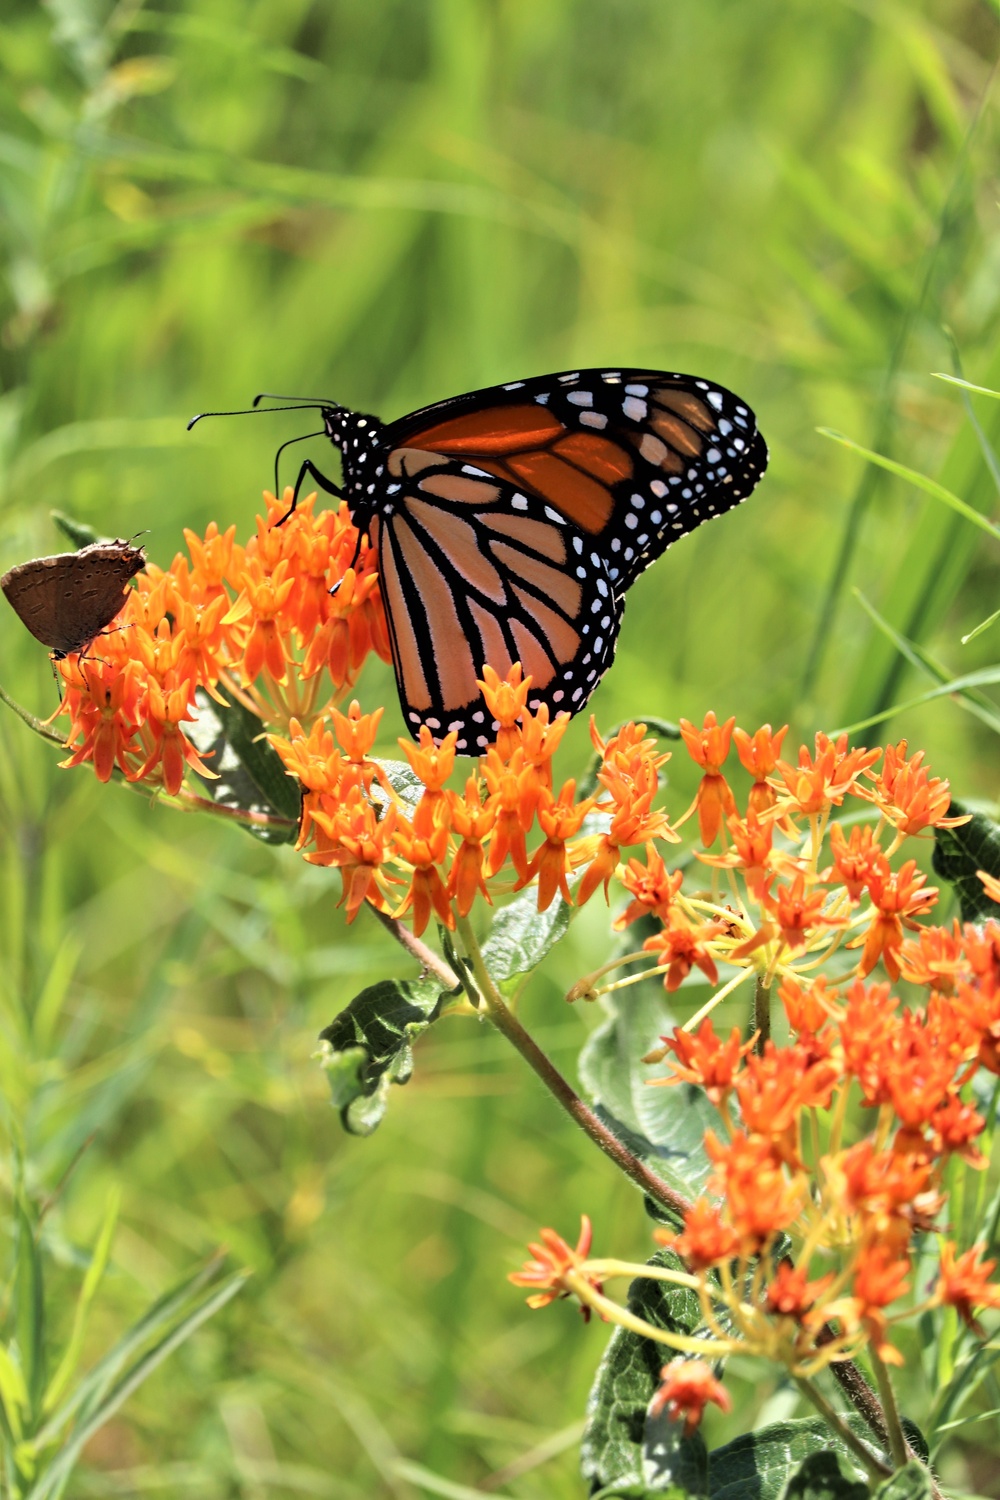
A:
978 869 1000 907
648 1018 753 1104
779 975 836 1037
705 1130 807 1252
479 663 531 760
735 1042 839 1158
848 1237 911 1365
934 1242 1000 1333
614 846 683 929
643 909 727 991
773 732 880 816
135 679 217 796
392 818 453 936
508 1216 603 1319
307 787 397 921
59 658 143 783
523 780 592 911
733 722 788 814
231 555 295 683
448 777 496 916
655 1198 741 1270
828 822 883 901
700 809 774 898
852 859 937 980
482 749 532 880
862 740 968 837
764 1259 833 1321
679 711 736 846
649 1358 731 1435
898 921 968 993
762 872 846 953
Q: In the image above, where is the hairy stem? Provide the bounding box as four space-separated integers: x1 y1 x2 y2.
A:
793 1375 890 1484
454 915 693 1221
753 973 771 1054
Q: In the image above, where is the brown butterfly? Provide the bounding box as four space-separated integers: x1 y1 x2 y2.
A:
1 539 146 659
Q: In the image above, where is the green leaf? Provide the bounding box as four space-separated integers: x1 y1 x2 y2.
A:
774 1451 869 1500
932 801 1000 922
577 949 717 1206
872 1462 934 1500
49 512 99 548
708 1419 875 1499
581 1250 707 1497
481 887 571 984
317 977 445 1136
186 688 300 844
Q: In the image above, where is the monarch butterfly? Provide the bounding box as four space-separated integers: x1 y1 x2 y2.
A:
196 369 767 753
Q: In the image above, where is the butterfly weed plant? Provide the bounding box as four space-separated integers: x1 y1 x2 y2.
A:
2 486 1000 1500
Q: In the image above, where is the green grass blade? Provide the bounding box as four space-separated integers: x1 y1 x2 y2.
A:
41 1188 119 1416
933 373 1000 400
32 1253 228 1449
26 1271 248 1500
835 664 1000 736
962 606 1000 646
819 428 1000 542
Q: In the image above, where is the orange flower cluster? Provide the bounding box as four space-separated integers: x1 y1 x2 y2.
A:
598 717 966 1005
650 934 1000 1369
55 491 390 793
270 671 676 930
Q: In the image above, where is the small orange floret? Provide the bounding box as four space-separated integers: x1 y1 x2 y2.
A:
649 1018 753 1104
649 1358 731 1435
935 1242 1000 1333
655 1197 741 1270
508 1216 603 1320
643 910 727 992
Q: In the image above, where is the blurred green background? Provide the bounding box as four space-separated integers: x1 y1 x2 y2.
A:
2 1 1000 1494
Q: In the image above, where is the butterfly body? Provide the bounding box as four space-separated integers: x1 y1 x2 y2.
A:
292 368 767 752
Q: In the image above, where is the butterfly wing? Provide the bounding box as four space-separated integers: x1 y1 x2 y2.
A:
385 367 767 593
370 450 622 752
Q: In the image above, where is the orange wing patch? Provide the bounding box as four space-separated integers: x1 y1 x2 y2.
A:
552 431 633 484
478 511 567 564
404 403 565 455
489 540 583 616
404 499 507 603
652 387 715 431
392 517 480 709
502 452 612 533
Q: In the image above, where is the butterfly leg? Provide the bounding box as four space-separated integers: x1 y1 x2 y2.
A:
278 459 344 526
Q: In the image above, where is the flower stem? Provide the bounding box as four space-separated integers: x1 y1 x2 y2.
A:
870 1348 909 1471
454 915 693 1222
753 973 771 1054
793 1375 890 1484
369 906 460 990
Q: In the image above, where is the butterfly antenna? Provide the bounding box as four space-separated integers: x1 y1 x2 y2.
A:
186 403 327 431
253 392 340 408
271 431 326 496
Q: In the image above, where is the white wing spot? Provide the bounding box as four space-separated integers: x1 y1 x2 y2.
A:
580 411 608 429
567 390 593 406
512 494 530 510
623 396 647 421
707 391 724 410
625 383 648 396
503 381 525 390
